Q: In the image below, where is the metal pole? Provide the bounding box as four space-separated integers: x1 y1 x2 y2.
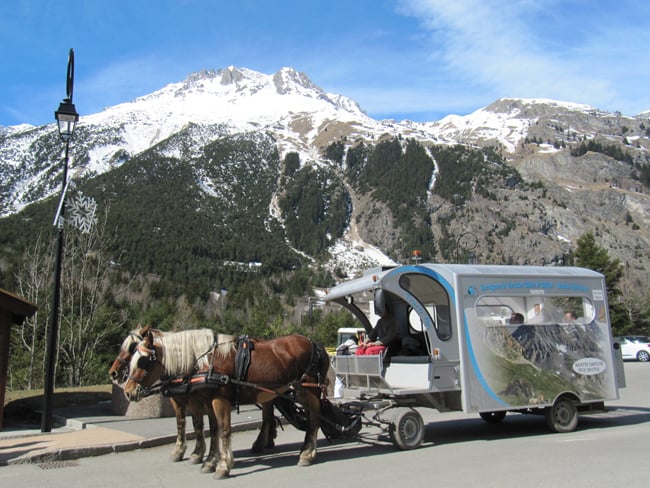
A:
42 49 75 433
41 141 69 432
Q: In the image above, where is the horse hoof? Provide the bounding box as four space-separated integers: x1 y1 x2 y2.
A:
297 457 313 467
189 454 202 465
200 463 216 474
168 453 184 463
214 469 230 479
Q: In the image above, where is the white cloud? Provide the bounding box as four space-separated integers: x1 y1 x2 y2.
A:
396 0 650 115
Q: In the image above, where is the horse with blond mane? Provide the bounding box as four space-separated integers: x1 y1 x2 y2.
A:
123 327 330 479
109 326 220 472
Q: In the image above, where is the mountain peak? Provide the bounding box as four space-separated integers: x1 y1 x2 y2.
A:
5 65 644 219
220 66 245 85
485 97 602 117
272 67 323 95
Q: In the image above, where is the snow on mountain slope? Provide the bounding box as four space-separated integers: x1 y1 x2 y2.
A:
1 65 636 221
3 65 649 280
81 66 376 160
424 97 604 152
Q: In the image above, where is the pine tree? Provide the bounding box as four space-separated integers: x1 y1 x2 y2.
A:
574 232 623 295
574 231 626 333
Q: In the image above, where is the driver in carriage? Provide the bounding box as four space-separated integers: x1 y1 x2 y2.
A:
355 301 399 356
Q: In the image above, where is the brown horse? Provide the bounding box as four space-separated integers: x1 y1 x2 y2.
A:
123 328 330 479
109 326 219 473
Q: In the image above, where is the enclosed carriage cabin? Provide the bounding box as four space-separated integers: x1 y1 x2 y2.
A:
325 263 624 433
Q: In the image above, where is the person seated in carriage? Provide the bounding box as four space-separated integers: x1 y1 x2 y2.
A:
355 302 399 356
336 330 363 355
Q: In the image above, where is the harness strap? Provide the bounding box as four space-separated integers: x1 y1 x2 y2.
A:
161 370 230 397
233 336 254 413
298 339 327 399
157 337 328 400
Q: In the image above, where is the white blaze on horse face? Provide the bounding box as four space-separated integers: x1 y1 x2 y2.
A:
110 331 145 382
124 345 150 399
129 346 143 374
119 335 138 367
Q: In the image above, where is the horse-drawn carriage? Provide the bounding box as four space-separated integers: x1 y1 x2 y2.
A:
324 263 625 449
111 262 624 477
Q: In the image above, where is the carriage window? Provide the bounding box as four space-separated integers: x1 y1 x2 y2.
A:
477 304 515 324
408 308 425 332
399 273 452 340
475 295 594 326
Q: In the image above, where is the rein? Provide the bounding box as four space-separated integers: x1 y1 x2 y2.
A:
161 370 327 400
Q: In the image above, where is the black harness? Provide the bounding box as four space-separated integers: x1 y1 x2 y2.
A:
159 336 323 399
133 336 360 440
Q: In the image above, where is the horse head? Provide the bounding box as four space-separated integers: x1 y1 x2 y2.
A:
122 328 164 401
109 324 156 383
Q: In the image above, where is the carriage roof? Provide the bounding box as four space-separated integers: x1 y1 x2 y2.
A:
323 263 604 301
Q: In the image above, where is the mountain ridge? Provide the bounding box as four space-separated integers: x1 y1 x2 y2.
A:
2 66 641 220
2 65 650 285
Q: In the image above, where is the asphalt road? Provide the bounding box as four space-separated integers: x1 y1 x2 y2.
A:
2 362 648 488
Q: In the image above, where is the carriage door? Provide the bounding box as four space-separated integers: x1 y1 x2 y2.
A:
397 273 458 362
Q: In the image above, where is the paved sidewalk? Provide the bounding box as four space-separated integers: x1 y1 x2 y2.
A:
0 402 262 466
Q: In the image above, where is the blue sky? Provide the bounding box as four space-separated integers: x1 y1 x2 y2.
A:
1 0 649 127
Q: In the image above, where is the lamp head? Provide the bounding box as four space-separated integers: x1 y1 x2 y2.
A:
54 98 79 142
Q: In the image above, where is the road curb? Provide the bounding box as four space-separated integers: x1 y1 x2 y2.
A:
1 420 263 466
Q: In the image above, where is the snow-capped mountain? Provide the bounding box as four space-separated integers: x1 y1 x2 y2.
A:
0 67 644 216
2 66 650 282
80 66 372 159
3 66 647 217
1 66 387 216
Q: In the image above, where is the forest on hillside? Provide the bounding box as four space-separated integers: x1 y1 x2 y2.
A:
0 136 647 390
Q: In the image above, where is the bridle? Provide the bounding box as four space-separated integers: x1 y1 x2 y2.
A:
127 342 162 398
110 331 145 383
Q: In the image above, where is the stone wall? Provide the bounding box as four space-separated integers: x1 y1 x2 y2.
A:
111 384 175 417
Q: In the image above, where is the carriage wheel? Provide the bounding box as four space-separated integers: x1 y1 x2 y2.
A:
389 408 424 450
544 398 578 433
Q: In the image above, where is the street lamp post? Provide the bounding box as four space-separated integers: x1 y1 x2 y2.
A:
42 49 79 433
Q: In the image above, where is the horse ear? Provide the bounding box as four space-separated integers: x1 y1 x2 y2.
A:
145 329 155 347
141 323 151 335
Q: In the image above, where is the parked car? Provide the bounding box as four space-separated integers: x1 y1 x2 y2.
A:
615 336 650 362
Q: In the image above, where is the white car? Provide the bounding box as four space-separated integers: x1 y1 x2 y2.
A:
616 336 650 362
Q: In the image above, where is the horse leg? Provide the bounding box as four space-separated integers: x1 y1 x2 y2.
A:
200 398 219 474
168 397 187 462
213 398 234 479
187 397 206 465
251 402 277 453
296 389 321 467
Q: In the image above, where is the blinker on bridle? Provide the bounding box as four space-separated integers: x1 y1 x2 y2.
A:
112 333 147 383
129 343 158 384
